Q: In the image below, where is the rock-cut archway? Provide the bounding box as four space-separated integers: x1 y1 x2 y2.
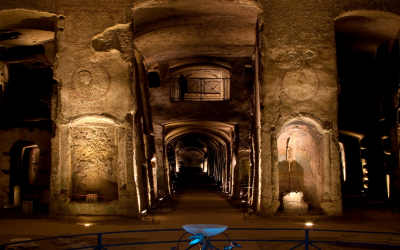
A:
277 121 323 213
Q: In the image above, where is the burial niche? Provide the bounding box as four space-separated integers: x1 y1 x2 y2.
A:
70 122 118 202
277 122 323 213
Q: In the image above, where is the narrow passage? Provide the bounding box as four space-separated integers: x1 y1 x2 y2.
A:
163 172 243 226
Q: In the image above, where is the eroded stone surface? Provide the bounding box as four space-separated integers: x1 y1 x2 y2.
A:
71 123 118 201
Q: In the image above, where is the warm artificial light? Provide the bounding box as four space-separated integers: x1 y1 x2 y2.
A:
386 174 390 198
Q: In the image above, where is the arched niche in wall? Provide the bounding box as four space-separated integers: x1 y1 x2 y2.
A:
68 117 120 202
9 141 40 203
277 121 323 211
169 63 231 101
0 128 51 205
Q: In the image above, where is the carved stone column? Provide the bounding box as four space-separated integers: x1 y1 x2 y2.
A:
257 0 342 216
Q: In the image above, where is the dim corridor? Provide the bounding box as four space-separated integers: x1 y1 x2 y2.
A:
164 172 243 225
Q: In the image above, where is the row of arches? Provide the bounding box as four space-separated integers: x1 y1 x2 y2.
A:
0 2 400 217
164 122 234 195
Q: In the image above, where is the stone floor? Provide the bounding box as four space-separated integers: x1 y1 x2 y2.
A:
0 173 399 249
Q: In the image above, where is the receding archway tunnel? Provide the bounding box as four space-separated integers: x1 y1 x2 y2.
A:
163 121 239 208
335 10 400 202
167 133 229 194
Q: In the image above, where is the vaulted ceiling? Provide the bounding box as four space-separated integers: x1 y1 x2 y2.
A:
132 0 259 65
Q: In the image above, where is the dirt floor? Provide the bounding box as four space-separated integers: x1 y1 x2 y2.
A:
0 173 399 250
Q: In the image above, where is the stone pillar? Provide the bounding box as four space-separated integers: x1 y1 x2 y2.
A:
258 0 342 216
49 1 141 217
153 124 166 199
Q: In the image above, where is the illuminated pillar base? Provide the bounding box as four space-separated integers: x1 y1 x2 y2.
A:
283 192 308 214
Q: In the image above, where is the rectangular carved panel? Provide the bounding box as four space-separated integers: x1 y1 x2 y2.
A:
70 123 118 202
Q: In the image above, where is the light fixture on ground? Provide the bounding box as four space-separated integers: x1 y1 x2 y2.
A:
76 222 96 227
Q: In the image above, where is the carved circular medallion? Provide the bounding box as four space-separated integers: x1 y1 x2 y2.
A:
72 64 111 101
281 69 319 101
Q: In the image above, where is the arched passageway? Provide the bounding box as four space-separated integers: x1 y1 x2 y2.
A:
9 141 48 210
161 121 245 219
132 0 258 216
164 121 235 198
335 10 400 204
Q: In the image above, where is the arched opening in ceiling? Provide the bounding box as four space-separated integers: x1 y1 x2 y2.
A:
335 10 400 203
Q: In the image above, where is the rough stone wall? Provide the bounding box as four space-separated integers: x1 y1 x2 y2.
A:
256 0 342 216
71 123 118 202
48 0 142 217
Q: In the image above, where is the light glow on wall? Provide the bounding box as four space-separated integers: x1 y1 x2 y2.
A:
70 116 115 126
386 174 390 198
257 153 262 210
339 142 347 182
361 157 368 188
133 157 141 217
